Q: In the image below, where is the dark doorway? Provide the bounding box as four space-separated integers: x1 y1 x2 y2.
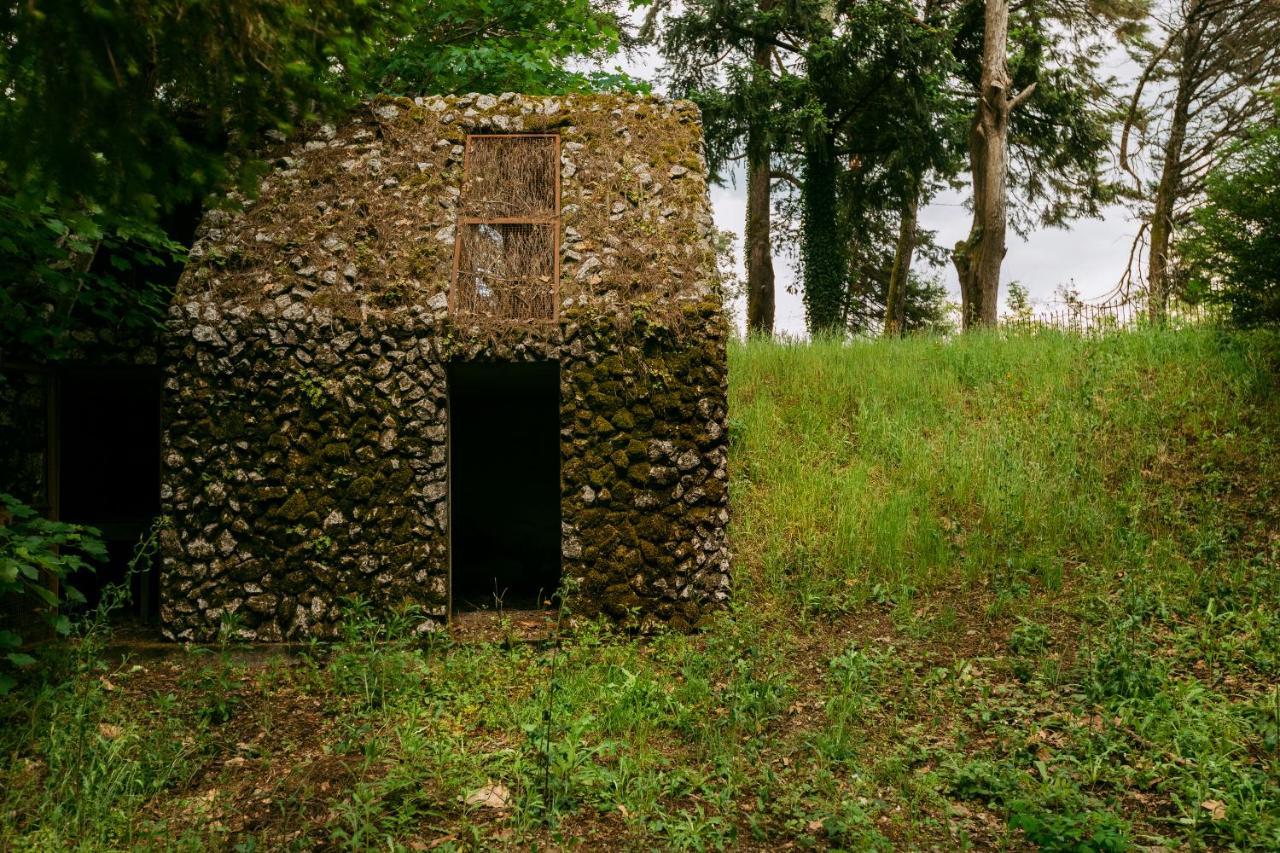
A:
58 367 161 621
448 361 561 612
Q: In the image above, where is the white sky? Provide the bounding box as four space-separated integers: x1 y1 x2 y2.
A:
588 33 1142 336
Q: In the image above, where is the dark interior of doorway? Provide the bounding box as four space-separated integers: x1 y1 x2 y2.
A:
448 361 561 612
58 367 161 622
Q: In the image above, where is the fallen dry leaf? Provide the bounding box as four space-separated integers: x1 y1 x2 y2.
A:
1202 799 1226 821
462 782 511 810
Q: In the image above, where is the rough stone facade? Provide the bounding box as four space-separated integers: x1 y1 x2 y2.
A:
163 93 730 641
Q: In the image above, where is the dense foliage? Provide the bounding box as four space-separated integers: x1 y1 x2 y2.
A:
374 0 634 96
1183 114 1280 327
0 495 105 693
0 0 630 357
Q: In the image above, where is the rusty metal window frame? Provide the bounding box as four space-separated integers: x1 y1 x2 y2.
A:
450 133 561 322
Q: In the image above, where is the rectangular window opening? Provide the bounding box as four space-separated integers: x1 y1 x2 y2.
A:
452 134 560 322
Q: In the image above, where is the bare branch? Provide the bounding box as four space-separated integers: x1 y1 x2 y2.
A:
770 170 802 190
1008 81 1037 111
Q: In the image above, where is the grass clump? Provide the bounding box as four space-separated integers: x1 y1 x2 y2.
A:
1 326 1278 849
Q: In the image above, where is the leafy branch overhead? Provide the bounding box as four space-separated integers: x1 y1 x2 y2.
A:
0 0 636 358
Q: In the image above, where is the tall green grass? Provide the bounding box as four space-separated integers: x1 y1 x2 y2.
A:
730 328 1280 613
2 326 1277 850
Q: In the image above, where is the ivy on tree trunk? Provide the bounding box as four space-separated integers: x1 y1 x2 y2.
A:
801 133 846 335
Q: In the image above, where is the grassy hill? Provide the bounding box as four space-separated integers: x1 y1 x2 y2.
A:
4 327 1280 850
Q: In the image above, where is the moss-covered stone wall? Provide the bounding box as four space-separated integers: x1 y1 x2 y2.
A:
162 301 728 641
163 93 730 640
179 93 717 319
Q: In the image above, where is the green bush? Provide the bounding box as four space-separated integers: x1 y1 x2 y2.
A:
0 493 106 692
1007 800 1130 852
1183 107 1280 327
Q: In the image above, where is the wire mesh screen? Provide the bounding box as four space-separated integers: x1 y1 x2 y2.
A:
454 223 557 320
462 135 558 219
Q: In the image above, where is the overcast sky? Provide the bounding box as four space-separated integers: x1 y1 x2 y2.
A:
590 33 1142 336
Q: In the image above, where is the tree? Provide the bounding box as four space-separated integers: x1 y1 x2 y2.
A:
1 0 410 355
882 0 964 337
1182 110 1280 326
800 131 848 333
0 0 632 356
1003 280 1035 321
951 0 1033 329
865 0 1125 334
653 0 809 335
373 0 634 95
1119 0 1280 321
949 0 1139 329
882 185 923 335
772 0 956 335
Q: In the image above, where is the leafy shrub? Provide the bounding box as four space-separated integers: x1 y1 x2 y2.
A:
1183 108 1280 327
0 493 106 692
1010 618 1050 657
1010 618 1052 681
330 595 431 710
1008 800 1130 852
1085 637 1164 702
944 757 1015 802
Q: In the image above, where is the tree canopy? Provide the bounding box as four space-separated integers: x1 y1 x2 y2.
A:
1183 109 1280 327
0 0 632 356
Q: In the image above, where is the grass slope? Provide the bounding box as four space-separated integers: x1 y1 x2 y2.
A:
3 327 1280 850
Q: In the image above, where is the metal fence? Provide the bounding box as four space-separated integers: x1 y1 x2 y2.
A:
1000 299 1216 334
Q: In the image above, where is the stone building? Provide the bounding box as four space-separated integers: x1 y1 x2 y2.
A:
161 93 730 641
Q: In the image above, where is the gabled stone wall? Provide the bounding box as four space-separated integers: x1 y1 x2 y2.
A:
163 93 731 641
179 93 717 319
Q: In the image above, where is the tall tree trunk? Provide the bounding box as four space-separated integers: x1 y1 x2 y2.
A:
951 0 1033 331
744 36 775 335
1147 5 1201 324
801 133 846 335
883 189 919 335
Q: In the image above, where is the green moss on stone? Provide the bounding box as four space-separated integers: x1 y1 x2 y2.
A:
321 442 351 462
278 491 310 521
